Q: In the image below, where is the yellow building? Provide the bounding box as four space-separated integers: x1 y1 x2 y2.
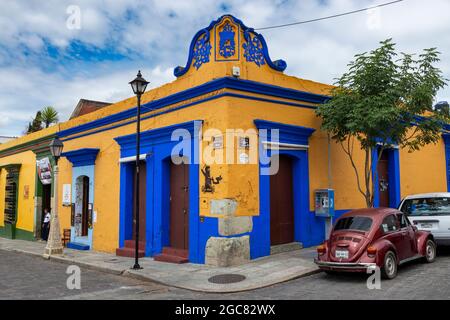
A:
1 15 448 265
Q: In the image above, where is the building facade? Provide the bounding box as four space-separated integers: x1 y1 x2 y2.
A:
1 15 449 265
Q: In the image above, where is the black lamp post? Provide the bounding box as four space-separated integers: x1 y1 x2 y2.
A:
129 70 149 270
44 137 64 257
49 138 64 165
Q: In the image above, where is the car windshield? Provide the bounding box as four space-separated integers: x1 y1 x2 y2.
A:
400 197 450 216
334 216 373 232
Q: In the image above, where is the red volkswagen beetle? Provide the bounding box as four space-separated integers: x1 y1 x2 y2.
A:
314 208 436 279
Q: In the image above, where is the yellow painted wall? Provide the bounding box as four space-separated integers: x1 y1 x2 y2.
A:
400 139 447 197
0 151 37 232
58 96 232 253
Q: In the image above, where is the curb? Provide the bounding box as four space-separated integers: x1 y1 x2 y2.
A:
3 246 321 293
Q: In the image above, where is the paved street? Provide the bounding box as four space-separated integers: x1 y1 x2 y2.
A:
1 247 450 300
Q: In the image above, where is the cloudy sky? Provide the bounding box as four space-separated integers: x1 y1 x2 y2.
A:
0 0 449 136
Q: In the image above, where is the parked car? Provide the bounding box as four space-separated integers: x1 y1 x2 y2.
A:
314 208 436 279
398 193 450 246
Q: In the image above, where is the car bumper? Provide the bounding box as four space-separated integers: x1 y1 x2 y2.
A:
314 259 377 272
435 237 450 246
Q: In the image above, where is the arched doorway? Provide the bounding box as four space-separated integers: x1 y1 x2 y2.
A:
75 175 90 237
169 158 190 251
270 155 295 245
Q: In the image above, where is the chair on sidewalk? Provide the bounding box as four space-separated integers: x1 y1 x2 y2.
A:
62 229 71 247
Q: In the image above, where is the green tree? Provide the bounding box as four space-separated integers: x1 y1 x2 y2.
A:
40 106 59 128
26 111 43 134
316 39 449 207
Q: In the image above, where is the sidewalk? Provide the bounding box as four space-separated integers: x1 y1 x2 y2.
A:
0 237 320 293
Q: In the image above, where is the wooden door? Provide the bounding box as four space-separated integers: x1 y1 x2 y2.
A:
170 162 189 250
41 184 51 239
81 176 90 237
270 155 295 245
377 151 390 207
132 161 147 242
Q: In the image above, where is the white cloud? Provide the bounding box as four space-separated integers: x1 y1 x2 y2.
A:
0 0 449 136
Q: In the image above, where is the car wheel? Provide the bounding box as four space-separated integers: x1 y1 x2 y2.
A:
424 239 436 263
381 251 397 280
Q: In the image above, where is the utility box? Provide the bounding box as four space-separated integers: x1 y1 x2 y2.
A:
315 189 335 217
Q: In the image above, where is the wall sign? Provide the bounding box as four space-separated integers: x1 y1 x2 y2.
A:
37 157 52 185
62 184 71 206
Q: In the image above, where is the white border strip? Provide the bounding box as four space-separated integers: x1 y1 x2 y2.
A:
262 141 309 151
119 154 147 163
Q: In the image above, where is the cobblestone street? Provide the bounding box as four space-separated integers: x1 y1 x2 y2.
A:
1 247 449 300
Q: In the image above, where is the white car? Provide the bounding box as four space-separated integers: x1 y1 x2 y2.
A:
398 193 450 246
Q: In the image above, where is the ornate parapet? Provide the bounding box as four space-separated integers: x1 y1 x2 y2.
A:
174 15 287 77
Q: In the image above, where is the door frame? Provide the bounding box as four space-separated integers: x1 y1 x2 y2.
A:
116 121 202 262
269 154 295 246
372 147 401 208
254 119 315 259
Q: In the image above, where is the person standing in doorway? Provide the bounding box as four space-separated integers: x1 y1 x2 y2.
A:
42 208 51 241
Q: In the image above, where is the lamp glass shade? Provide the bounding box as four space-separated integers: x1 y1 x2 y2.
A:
49 138 64 158
129 70 149 95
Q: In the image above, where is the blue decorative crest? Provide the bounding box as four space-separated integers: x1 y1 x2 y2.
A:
192 29 211 70
243 29 265 67
219 22 235 58
174 15 287 77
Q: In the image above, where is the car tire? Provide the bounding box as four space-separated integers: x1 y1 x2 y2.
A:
381 251 397 280
424 239 437 263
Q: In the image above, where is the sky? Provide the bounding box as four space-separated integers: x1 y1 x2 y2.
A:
0 0 449 136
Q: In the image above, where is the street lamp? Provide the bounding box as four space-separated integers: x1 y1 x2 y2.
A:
129 70 149 270
43 138 64 258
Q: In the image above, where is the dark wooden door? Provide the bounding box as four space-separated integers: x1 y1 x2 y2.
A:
377 151 390 207
82 176 90 237
170 162 189 250
132 161 147 242
40 184 51 239
270 155 295 245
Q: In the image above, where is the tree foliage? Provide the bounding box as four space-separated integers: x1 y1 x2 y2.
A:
316 39 449 207
26 111 43 134
41 106 59 128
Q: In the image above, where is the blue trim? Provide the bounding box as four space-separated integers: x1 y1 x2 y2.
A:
174 15 286 77
58 77 329 141
214 18 240 62
67 242 90 250
442 134 450 191
253 119 318 258
61 148 99 167
60 91 322 143
254 119 315 145
116 121 202 263
372 147 401 208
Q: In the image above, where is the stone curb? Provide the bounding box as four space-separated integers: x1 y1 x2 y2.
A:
3 245 321 293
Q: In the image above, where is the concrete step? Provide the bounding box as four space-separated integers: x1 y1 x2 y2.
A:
162 247 188 258
124 240 146 250
153 253 189 264
116 247 145 258
270 242 303 255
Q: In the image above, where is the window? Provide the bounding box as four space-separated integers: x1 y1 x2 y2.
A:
397 213 409 229
400 197 450 216
381 215 399 233
334 216 373 232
